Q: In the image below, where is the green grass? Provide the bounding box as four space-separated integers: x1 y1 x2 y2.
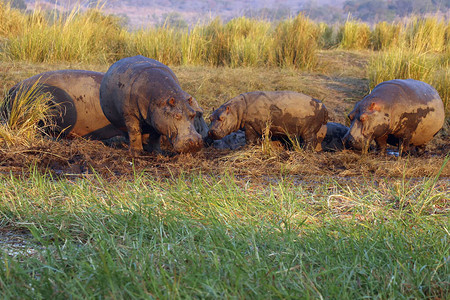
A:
0 165 448 298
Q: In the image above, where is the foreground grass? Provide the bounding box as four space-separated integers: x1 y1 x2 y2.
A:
0 168 448 299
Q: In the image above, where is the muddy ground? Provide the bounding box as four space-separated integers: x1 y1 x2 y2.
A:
0 51 448 182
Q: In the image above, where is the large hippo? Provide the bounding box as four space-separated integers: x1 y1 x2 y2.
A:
208 91 328 150
344 79 445 155
99 55 204 154
3 70 123 140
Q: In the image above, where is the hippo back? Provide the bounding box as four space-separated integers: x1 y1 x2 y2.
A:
369 79 445 146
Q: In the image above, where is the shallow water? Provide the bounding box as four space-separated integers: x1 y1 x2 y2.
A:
0 230 41 257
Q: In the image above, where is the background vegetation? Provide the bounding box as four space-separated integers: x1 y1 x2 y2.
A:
1 2 449 112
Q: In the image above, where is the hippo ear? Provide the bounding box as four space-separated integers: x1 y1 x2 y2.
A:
226 106 230 114
187 96 193 106
168 98 176 107
368 102 381 112
348 111 355 121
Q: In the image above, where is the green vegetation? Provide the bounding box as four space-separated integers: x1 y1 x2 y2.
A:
0 167 448 298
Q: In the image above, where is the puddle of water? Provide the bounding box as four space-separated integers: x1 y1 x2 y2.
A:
387 150 399 157
0 230 42 258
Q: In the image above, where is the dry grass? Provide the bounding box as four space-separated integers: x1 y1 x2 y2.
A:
0 80 55 147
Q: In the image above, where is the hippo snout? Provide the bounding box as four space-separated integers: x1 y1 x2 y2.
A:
343 133 362 150
173 133 203 153
208 129 223 140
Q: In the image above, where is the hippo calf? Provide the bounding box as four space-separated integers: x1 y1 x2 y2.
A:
344 79 445 155
208 91 328 150
100 55 203 155
315 122 349 152
3 70 123 140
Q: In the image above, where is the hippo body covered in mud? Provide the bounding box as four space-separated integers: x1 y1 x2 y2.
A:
213 122 348 151
100 56 204 154
4 70 123 140
344 79 445 155
208 91 328 149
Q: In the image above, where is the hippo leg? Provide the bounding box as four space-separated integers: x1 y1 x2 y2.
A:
303 132 319 151
414 145 426 156
245 128 260 144
398 137 412 157
142 133 162 153
375 136 388 156
124 115 144 156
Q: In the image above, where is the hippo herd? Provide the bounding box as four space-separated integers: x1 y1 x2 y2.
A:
2 55 446 156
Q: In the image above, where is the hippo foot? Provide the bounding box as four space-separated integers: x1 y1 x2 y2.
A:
129 148 148 157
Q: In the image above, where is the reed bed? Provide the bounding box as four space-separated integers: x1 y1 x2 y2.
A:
0 5 450 110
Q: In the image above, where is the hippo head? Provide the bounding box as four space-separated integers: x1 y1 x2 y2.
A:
208 103 239 140
343 99 390 153
152 96 203 153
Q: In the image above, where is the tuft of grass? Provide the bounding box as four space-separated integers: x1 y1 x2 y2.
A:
338 17 371 50
227 17 273 68
126 25 183 65
318 22 338 49
0 80 54 147
0 1 26 37
272 13 319 69
371 21 402 51
4 7 127 63
405 16 447 53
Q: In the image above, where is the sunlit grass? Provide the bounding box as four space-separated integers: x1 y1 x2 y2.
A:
0 166 448 298
338 17 371 50
0 80 54 147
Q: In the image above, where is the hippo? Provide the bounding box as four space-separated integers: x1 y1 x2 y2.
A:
208 91 328 150
3 70 123 140
315 122 349 152
212 130 246 150
344 79 445 155
99 55 204 155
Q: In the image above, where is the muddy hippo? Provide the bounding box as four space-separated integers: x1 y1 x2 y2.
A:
315 122 349 152
3 70 123 140
344 79 445 155
100 55 203 154
208 91 328 149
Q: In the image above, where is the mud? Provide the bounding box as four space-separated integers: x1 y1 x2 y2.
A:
0 134 448 181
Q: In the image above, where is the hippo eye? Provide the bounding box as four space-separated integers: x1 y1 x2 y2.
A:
219 116 224 122
359 114 367 122
348 115 354 121
175 113 182 120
